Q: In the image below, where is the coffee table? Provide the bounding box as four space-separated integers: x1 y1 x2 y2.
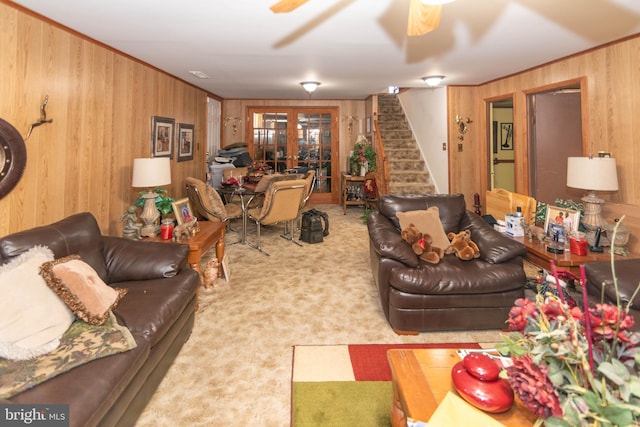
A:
146 220 225 288
387 348 537 426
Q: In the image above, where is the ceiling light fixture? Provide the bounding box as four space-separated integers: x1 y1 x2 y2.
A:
300 81 321 96
189 71 209 79
422 75 445 87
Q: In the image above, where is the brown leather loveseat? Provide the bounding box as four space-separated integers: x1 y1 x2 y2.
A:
0 212 200 426
368 194 527 333
585 258 640 332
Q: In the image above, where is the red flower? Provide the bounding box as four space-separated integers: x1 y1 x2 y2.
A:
507 298 538 332
506 355 563 419
587 303 635 342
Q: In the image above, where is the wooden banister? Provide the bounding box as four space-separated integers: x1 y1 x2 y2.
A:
372 113 389 196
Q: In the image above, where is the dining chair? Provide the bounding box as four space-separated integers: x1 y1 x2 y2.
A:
246 179 306 255
184 177 242 238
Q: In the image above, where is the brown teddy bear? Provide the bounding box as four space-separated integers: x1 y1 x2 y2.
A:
445 229 480 261
400 223 444 264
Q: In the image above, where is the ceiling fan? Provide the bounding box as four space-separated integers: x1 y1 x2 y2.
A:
269 0 454 36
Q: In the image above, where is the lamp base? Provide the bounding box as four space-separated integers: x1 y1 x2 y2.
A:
139 191 160 237
580 191 608 231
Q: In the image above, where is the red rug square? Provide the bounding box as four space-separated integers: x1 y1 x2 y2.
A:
347 343 480 381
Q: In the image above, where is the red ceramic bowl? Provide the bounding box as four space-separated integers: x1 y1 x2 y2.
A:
451 360 514 413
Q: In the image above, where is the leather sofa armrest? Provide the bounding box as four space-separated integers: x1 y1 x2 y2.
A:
103 236 190 283
460 211 527 264
367 211 418 268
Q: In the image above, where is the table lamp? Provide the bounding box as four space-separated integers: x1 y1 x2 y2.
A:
132 157 171 237
566 156 618 230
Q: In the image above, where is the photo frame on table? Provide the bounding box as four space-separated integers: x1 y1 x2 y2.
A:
177 123 194 162
544 206 580 243
152 116 175 158
171 198 194 225
500 122 513 150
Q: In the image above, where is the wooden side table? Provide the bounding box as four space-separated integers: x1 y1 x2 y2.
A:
509 235 637 276
387 348 536 426
145 220 225 288
342 173 365 214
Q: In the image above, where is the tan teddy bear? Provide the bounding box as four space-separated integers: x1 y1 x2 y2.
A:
400 223 444 264
445 229 480 261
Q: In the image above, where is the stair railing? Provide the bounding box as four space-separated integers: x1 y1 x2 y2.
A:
372 113 389 196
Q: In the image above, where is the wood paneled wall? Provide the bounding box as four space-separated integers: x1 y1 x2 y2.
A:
0 2 207 237
447 35 640 252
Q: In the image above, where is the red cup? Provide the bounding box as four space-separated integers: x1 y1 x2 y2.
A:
160 221 174 240
569 235 587 255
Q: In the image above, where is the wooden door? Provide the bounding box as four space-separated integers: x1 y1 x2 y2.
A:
248 107 339 204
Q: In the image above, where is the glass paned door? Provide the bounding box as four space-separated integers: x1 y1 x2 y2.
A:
297 112 333 194
249 107 338 204
252 112 288 173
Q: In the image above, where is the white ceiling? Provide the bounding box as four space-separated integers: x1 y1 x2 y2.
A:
11 0 640 100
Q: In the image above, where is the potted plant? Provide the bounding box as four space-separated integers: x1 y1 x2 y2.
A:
350 135 377 176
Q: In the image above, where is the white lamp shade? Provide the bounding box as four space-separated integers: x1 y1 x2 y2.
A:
566 157 618 191
132 157 171 188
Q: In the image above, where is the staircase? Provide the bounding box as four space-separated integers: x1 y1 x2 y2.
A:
377 94 435 195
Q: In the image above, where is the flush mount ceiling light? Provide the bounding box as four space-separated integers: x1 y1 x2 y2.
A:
420 0 455 4
422 75 445 87
300 81 321 96
188 71 209 79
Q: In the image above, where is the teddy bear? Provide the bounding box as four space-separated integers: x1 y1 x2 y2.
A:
445 229 480 261
400 223 444 264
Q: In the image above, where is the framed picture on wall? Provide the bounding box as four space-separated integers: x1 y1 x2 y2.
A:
152 116 175 158
177 123 194 162
500 122 513 150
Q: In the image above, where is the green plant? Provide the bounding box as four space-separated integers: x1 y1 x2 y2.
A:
350 138 377 174
134 188 174 217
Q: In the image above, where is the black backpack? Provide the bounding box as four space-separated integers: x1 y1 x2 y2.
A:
300 209 329 244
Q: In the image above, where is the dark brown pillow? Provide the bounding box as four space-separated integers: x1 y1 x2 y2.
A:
40 255 127 326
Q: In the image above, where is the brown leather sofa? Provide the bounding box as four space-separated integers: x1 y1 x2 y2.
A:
368 194 527 333
0 212 200 427
585 258 640 332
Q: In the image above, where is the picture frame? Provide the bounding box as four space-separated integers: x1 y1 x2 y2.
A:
177 123 194 162
500 122 513 150
152 116 175 158
171 197 194 225
544 206 580 243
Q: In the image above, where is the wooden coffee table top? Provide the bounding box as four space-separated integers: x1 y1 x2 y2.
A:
387 348 537 426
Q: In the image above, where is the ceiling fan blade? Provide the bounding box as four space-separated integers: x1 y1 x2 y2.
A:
407 0 442 36
270 0 310 13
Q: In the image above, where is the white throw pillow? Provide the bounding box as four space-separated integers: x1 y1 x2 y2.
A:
0 246 75 360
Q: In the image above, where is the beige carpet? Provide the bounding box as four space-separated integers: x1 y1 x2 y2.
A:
135 204 509 427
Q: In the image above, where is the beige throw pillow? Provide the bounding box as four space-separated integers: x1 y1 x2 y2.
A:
396 207 451 250
0 246 75 360
40 255 127 326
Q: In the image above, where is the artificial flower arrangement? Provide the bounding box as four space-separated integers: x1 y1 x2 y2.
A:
349 135 377 175
497 220 640 426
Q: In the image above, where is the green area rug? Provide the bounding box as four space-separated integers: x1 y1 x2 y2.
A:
291 343 480 427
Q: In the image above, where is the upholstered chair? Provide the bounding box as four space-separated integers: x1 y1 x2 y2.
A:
246 179 306 255
185 177 242 227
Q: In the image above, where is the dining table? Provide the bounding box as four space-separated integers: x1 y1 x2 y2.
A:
219 184 258 245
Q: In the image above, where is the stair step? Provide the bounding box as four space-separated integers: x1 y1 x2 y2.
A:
388 159 425 170
386 149 421 160
389 183 436 196
379 130 414 140
389 172 431 184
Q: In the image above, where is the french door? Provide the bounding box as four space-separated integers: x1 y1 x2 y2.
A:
248 107 339 204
